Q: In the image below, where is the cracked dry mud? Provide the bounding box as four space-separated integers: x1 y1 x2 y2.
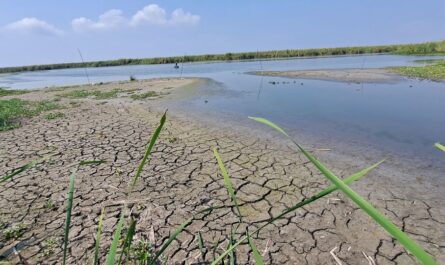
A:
0 78 444 264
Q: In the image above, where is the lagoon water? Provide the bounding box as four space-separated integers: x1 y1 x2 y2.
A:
1 55 445 178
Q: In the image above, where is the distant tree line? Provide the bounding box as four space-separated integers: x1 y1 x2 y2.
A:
1 40 444 74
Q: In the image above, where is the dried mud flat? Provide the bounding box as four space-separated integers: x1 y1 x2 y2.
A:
249 68 403 83
0 78 444 264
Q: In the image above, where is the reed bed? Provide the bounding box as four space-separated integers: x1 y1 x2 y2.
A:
1 41 444 74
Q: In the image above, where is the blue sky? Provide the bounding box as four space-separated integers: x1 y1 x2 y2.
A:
0 0 444 67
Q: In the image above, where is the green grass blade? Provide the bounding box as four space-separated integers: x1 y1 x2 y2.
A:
148 206 220 265
197 231 206 260
248 116 289 137
213 148 242 222
297 145 437 265
132 111 167 186
118 219 136 264
1 156 48 185
247 232 264 265
434 142 445 152
150 217 192 264
93 208 105 265
211 160 382 265
251 116 437 265
63 169 76 265
79 160 107 166
105 209 125 265
211 236 222 261
228 227 235 265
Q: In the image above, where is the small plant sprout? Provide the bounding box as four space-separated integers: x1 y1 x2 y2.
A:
3 224 27 240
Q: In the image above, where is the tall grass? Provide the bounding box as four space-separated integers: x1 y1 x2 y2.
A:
213 148 242 222
62 170 76 265
93 208 105 265
132 111 167 186
105 210 125 265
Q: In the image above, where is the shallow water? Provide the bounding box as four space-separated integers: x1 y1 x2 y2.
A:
1 54 445 178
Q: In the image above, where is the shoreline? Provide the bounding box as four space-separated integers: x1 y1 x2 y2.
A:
0 78 444 264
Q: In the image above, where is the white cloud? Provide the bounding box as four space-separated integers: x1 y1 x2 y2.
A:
170 9 200 25
71 4 200 32
3 17 63 36
131 4 200 26
72 9 126 32
131 4 167 25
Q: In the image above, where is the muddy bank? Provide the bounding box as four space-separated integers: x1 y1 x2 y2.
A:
0 78 444 264
249 68 404 83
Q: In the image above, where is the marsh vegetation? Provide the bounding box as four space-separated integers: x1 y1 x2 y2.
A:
391 60 445 81
1 40 444 74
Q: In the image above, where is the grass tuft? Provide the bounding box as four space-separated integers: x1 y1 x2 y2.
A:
60 89 122 100
44 112 65 120
3 223 27 240
42 237 58 257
